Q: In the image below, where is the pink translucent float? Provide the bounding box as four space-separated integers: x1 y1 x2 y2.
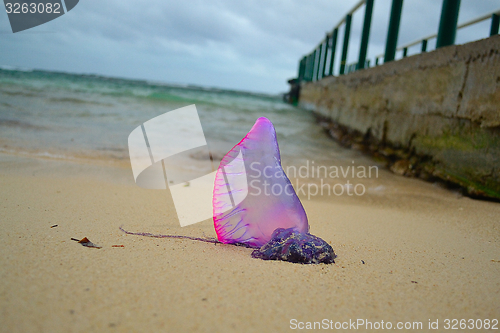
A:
213 117 309 248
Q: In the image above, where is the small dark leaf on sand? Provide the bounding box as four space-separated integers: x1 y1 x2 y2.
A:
71 237 102 249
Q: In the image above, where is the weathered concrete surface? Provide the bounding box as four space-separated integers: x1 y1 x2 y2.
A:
300 35 500 199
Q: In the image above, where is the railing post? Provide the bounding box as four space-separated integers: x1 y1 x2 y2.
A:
357 0 375 70
308 53 314 81
436 0 461 48
319 40 326 79
328 28 338 76
421 39 428 52
303 56 307 80
384 0 403 63
297 58 300 80
311 49 317 81
298 56 306 81
316 43 323 81
322 34 330 77
491 14 500 36
304 55 309 81
402 47 408 57
301 56 306 79
339 14 352 75
297 58 302 81
308 52 313 81
303 55 309 81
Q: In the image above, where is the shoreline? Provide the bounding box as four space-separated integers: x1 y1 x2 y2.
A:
314 113 500 202
1 153 499 332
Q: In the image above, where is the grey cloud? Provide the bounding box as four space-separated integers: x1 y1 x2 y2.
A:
0 0 499 93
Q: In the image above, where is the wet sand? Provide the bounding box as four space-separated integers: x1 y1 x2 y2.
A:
1 153 499 332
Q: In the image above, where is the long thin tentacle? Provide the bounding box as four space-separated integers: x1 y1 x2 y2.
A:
119 226 253 248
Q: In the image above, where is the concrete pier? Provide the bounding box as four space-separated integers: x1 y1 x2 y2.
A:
299 35 500 199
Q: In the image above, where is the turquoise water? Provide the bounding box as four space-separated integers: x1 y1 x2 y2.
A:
1 67 414 201
0 67 350 166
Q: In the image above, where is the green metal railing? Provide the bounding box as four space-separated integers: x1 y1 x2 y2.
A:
297 0 500 82
299 0 368 82
374 5 500 63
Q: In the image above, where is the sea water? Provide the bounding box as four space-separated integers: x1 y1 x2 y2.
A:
4 68 458 202
0 67 363 166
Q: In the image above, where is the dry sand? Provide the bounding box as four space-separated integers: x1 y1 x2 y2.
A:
1 153 499 332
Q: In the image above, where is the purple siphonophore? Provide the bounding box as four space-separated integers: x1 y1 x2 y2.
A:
213 117 309 248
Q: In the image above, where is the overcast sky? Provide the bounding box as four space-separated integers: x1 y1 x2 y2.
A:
1 0 499 94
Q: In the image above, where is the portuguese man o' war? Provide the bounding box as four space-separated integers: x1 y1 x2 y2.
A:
251 228 336 264
213 117 335 264
121 117 336 264
213 117 309 247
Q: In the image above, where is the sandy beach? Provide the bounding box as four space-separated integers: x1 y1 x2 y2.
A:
2 0 500 330
1 152 499 333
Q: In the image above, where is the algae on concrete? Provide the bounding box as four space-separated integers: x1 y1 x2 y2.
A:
300 35 500 200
